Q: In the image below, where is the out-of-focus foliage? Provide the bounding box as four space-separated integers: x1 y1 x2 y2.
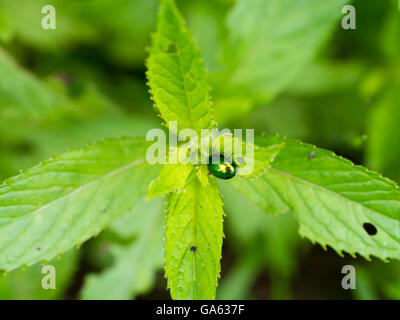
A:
366 7 400 182
81 197 164 300
218 182 300 299
0 0 399 299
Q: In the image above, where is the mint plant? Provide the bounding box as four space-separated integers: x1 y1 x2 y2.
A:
0 0 400 300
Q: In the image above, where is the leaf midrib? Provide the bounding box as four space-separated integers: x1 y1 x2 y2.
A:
192 177 198 299
2 158 147 222
175 42 195 130
270 168 397 220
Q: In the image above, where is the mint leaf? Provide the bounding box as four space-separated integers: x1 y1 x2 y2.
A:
165 171 224 299
0 138 159 271
232 135 400 261
147 163 192 199
146 0 213 135
241 143 284 178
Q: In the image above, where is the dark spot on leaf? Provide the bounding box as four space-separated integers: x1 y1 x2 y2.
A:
166 44 177 53
309 151 316 160
190 246 197 252
36 247 41 251
363 222 377 236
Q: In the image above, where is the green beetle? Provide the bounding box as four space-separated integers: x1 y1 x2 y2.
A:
208 154 237 180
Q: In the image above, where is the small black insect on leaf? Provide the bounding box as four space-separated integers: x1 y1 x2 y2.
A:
363 222 377 236
190 246 197 252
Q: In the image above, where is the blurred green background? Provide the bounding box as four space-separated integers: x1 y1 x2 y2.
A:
0 0 399 299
